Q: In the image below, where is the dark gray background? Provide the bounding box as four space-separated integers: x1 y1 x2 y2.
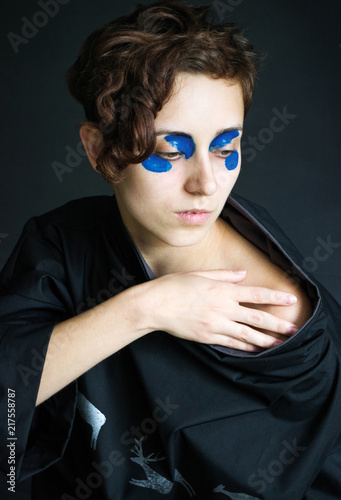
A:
0 1 341 498
1 0 341 306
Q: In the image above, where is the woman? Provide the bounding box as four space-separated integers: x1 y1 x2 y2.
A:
0 1 340 498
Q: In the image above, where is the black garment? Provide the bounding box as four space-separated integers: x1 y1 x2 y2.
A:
0 193 340 500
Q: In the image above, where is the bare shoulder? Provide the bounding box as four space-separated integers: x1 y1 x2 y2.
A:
219 220 314 329
255 272 314 330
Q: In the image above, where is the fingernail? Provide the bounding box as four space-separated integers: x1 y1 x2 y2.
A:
285 294 297 304
287 325 299 334
273 340 283 346
234 270 246 275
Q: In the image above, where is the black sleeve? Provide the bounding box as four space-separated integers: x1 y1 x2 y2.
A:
0 218 78 485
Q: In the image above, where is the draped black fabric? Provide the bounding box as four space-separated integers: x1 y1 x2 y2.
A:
0 193 340 500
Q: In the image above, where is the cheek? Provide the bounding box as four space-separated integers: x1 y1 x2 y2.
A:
139 159 184 191
125 166 182 209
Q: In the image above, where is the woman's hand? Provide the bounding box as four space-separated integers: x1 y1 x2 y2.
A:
36 268 301 404
144 269 299 352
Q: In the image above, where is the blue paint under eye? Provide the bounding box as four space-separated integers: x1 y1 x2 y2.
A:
224 150 239 171
142 134 196 173
142 154 172 173
209 130 240 171
164 135 196 159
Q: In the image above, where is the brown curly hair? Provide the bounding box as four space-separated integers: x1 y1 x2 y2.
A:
66 0 262 183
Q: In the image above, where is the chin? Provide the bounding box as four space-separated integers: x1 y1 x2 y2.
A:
160 226 212 248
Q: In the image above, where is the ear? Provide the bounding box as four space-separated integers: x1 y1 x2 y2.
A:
79 124 103 172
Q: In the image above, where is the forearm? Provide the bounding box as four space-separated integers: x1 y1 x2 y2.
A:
36 268 306 406
36 282 152 406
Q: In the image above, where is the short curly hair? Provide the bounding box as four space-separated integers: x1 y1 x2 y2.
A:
66 0 262 183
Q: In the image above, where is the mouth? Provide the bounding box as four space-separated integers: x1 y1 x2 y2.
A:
175 209 212 225
177 209 211 214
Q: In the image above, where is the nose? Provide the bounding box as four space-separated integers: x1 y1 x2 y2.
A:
183 153 217 196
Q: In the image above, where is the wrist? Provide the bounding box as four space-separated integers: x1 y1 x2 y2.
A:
119 280 158 337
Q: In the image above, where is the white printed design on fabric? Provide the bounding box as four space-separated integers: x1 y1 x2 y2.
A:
129 438 195 497
76 392 106 450
213 484 261 499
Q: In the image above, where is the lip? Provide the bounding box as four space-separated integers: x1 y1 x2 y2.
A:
175 210 212 225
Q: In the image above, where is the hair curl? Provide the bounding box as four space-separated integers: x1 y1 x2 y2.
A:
66 0 262 183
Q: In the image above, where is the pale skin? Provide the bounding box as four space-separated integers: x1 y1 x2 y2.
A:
36 73 312 406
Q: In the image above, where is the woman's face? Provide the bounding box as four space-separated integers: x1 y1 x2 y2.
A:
114 73 244 249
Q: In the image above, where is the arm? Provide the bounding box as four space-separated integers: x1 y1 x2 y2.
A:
36 283 150 405
37 269 299 405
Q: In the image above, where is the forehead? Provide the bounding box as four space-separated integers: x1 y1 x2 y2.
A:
154 73 244 138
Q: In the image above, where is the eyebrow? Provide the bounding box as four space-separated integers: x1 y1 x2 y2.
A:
155 126 243 137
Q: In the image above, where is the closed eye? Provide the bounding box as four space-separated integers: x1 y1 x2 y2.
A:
212 149 234 157
156 149 235 160
156 151 184 160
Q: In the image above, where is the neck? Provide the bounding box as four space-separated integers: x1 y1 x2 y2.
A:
135 218 227 277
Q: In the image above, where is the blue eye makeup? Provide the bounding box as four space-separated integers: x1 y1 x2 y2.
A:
209 130 240 171
141 153 173 173
141 130 239 172
142 135 195 173
164 135 196 160
221 150 239 171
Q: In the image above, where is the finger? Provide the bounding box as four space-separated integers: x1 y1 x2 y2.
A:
232 285 297 306
210 334 264 353
258 331 291 342
233 305 298 336
201 321 285 350
225 322 285 349
190 269 247 283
